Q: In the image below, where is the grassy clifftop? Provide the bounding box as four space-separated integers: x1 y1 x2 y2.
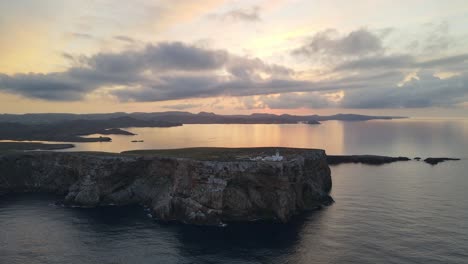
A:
122 147 323 161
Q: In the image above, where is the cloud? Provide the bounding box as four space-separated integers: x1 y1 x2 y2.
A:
209 6 261 22
423 21 451 53
223 6 261 21
293 29 384 57
330 43 468 109
0 72 89 101
3 41 466 109
334 55 414 71
0 41 307 102
416 53 468 69
258 71 468 110
340 71 468 108
113 77 322 102
143 42 228 71
259 92 336 109
69 32 94 39
144 0 227 31
82 42 228 74
226 56 292 80
114 75 225 102
334 53 468 71
1 31 466 110
114 35 135 43
252 23 468 111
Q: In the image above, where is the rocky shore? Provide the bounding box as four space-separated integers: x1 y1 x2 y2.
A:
0 149 332 225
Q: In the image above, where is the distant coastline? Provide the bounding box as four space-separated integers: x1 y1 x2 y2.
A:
0 111 406 125
0 112 406 143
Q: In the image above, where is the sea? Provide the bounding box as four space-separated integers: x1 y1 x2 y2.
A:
1 118 467 264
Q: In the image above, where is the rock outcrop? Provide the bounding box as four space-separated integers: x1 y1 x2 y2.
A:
0 149 332 225
327 155 410 165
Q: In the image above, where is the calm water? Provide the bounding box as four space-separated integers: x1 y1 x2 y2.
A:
57 118 468 158
1 119 468 263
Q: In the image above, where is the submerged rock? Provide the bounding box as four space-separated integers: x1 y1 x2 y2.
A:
0 149 332 225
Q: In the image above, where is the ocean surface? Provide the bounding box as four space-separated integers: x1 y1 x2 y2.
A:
1 118 467 263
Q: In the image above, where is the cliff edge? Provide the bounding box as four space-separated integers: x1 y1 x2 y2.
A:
0 148 332 225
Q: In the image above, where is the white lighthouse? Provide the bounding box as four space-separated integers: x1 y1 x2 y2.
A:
262 149 283 161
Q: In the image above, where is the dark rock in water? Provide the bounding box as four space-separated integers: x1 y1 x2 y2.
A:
424 157 460 165
327 155 410 165
306 120 320 125
0 149 332 225
414 157 421 161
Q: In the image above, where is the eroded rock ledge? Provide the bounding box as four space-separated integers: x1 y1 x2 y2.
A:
0 149 332 225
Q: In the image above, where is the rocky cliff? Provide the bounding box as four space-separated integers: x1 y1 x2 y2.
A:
0 149 332 225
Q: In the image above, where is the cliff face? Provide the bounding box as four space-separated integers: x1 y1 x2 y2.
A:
0 151 332 225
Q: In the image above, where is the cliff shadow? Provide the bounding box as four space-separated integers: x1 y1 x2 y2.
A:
163 208 330 262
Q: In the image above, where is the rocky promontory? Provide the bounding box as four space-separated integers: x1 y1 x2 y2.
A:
0 148 332 225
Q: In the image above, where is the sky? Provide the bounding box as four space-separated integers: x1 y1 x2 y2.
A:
0 0 468 117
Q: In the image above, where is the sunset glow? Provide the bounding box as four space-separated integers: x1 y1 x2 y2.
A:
1 0 467 117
